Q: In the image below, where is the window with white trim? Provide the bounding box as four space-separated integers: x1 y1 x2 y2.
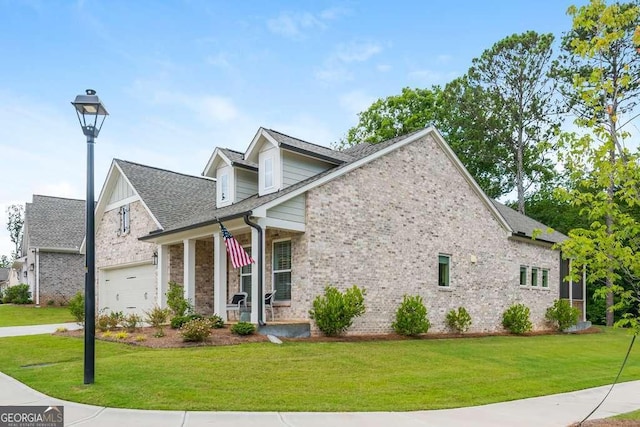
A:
264 157 273 189
520 266 528 286
438 254 450 287
240 247 252 302
119 204 130 235
220 173 229 201
273 240 291 301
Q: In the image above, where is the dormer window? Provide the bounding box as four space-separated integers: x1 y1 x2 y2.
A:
264 157 273 188
220 174 229 201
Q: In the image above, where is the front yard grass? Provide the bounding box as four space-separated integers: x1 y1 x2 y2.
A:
0 304 73 326
0 328 638 411
615 409 640 420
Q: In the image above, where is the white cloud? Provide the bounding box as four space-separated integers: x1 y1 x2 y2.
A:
199 96 238 122
206 52 232 69
316 41 384 83
266 7 348 39
339 90 376 118
314 66 353 83
335 42 382 63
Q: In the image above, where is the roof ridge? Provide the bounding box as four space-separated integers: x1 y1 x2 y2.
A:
32 194 85 202
115 159 213 181
266 128 341 153
221 147 244 155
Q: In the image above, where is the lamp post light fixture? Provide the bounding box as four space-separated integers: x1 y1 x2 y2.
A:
71 89 108 385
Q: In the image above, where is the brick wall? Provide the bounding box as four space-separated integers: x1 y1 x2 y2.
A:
298 133 559 334
38 251 84 304
167 240 214 315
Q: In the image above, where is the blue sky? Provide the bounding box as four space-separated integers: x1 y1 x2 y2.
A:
0 0 576 257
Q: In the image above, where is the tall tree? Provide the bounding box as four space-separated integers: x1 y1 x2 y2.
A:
0 255 10 268
556 0 640 329
467 31 561 214
6 204 24 259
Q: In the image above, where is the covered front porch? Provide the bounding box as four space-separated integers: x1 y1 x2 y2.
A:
147 216 307 325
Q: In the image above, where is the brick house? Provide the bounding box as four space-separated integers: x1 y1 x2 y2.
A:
94 127 575 333
16 195 86 305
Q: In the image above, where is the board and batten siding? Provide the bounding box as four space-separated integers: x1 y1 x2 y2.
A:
282 151 333 188
108 174 135 205
267 194 305 223
235 169 258 200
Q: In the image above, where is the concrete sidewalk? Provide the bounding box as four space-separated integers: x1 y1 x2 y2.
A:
0 322 82 338
0 371 638 427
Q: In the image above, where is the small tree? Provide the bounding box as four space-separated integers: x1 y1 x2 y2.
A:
68 292 85 326
309 285 366 336
392 295 430 336
6 204 24 259
166 281 191 317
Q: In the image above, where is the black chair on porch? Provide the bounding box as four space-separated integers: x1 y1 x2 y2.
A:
226 292 248 320
264 290 276 321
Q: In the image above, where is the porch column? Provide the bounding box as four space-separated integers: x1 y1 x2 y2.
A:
156 244 169 307
183 239 196 306
250 224 266 323
213 231 228 320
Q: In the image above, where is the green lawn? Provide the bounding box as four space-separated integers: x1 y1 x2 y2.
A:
0 327 638 411
615 409 640 420
0 304 74 326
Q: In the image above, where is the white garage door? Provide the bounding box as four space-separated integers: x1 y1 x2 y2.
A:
99 264 156 317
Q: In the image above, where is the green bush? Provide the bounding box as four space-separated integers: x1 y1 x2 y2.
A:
121 313 142 332
502 303 533 334
309 285 366 336
3 284 32 304
392 295 430 336
170 313 203 329
231 321 256 336
545 299 580 331
180 318 212 342
166 281 192 317
145 306 172 336
446 306 472 333
96 310 123 332
209 314 225 329
68 292 85 326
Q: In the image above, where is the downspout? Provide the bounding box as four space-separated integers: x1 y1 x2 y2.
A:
243 215 265 326
35 248 40 306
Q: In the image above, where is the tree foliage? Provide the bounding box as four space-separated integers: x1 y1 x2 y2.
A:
555 0 640 331
0 255 10 268
6 204 24 259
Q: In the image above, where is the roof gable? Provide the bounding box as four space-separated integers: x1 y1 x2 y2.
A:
24 195 86 250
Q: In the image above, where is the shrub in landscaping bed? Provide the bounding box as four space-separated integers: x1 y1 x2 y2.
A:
309 285 366 336
209 314 225 329
171 313 204 329
68 292 84 326
502 303 533 334
392 295 430 336
446 306 472 333
166 281 192 317
231 321 255 336
180 318 212 342
3 284 32 304
145 306 172 336
121 313 143 332
545 299 580 331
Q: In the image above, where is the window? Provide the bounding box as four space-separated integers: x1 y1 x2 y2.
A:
542 269 549 288
273 240 291 301
119 204 130 235
531 268 538 287
240 247 252 301
220 174 229 201
438 254 450 287
264 157 273 188
520 266 528 286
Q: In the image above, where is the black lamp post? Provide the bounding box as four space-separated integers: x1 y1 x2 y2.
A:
71 89 108 385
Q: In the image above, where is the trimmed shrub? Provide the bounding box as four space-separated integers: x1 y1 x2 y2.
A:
3 284 32 304
180 318 212 342
170 313 204 329
392 295 430 336
231 321 256 336
209 314 225 329
68 292 85 326
166 282 192 317
502 303 533 334
309 285 366 336
96 310 123 332
545 299 580 331
446 307 472 333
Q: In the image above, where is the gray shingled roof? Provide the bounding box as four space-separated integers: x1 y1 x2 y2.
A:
264 129 354 163
24 195 86 250
219 148 257 170
491 200 567 244
115 160 217 231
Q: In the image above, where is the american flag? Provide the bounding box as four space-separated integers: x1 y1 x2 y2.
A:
220 222 254 269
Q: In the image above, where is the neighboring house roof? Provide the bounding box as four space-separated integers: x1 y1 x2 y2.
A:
114 159 217 231
0 268 9 283
24 195 85 250
491 200 567 244
263 128 354 164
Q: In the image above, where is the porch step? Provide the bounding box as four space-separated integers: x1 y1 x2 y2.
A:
258 322 310 338
564 321 592 333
